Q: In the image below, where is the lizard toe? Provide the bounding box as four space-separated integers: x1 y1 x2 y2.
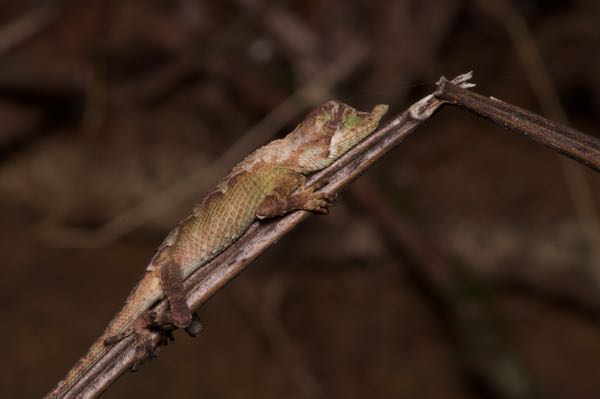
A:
170 310 192 329
305 197 332 214
158 329 176 346
127 315 162 372
184 312 203 337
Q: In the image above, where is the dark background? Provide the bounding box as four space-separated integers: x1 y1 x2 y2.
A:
1 0 600 398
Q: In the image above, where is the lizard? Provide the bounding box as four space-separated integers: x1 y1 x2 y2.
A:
46 100 388 399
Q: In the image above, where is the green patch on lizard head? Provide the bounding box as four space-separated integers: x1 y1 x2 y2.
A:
313 101 387 131
327 102 388 158
342 108 360 128
287 101 388 173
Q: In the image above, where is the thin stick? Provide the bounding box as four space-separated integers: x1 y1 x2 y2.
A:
435 78 600 172
472 0 600 285
47 72 475 399
0 1 64 56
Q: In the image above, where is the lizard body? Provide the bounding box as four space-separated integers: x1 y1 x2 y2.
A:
47 100 388 398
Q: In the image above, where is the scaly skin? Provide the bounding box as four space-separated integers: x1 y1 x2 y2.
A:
46 100 388 399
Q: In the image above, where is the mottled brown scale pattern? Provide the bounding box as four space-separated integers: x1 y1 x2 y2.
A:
46 101 388 399
171 164 300 278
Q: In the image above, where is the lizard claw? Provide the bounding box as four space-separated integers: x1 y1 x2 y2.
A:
147 309 161 326
128 310 202 371
256 183 337 219
157 329 176 346
302 190 336 214
126 312 177 372
126 317 194 372
131 346 155 372
129 315 159 371
132 338 158 369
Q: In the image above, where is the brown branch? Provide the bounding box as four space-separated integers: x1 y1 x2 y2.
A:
435 78 600 172
472 0 600 286
48 72 475 399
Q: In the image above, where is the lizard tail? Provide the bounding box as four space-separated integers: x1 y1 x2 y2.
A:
45 338 110 399
45 272 163 399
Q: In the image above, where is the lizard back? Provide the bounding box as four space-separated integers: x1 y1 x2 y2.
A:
170 161 297 278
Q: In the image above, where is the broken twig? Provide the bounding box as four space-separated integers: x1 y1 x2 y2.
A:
435 78 600 172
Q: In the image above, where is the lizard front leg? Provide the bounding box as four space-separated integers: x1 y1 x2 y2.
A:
256 174 333 219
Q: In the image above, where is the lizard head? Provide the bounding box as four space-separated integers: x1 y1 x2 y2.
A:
285 100 389 173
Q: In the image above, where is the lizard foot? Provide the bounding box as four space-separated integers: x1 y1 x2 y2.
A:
256 186 336 218
147 310 202 339
130 313 177 371
103 314 176 372
130 310 202 371
104 311 199 372
130 330 158 372
293 187 336 215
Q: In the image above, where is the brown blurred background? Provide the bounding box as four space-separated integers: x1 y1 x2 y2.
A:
1 0 600 398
